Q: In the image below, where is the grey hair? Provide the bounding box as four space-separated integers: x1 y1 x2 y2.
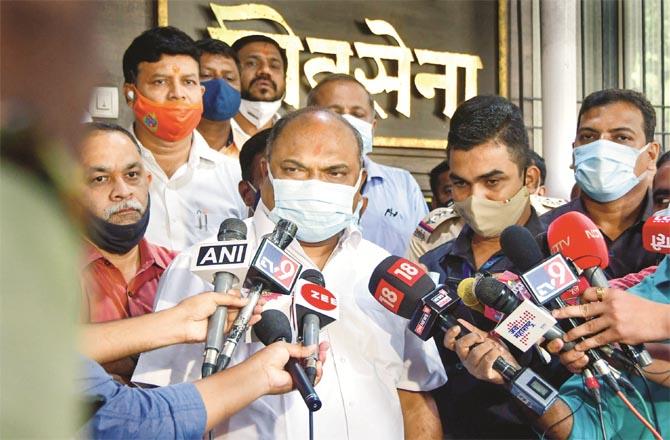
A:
265 107 363 166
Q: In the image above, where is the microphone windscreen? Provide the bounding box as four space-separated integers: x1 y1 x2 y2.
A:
474 277 520 316
218 218 247 241
271 219 298 249
456 278 482 312
300 269 325 286
535 231 550 258
547 211 609 269
367 255 435 319
254 309 292 345
500 225 545 272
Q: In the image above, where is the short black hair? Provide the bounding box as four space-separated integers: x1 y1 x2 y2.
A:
429 160 450 195
528 150 546 185
239 128 271 182
447 95 530 172
306 73 375 115
657 150 670 168
578 89 656 142
123 26 199 84
195 38 239 67
82 122 141 154
232 35 287 73
266 107 362 165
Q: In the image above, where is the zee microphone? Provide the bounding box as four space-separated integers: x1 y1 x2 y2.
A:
253 309 322 411
217 219 301 371
293 269 338 385
191 218 250 378
547 211 652 368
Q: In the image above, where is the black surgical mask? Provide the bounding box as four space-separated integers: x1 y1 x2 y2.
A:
85 199 150 254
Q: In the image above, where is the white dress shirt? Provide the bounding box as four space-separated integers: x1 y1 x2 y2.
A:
133 200 447 439
132 126 247 251
230 114 281 150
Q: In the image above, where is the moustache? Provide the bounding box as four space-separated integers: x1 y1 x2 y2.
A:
250 75 277 91
103 199 145 221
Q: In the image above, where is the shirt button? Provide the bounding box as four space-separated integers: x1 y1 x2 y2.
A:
455 362 464 370
127 290 134 297
103 261 112 267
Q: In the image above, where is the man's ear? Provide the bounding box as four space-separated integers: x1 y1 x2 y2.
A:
357 168 368 194
123 84 135 107
238 181 255 208
524 165 541 191
645 141 661 172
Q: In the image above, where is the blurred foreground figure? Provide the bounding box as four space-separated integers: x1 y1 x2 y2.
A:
1 1 100 437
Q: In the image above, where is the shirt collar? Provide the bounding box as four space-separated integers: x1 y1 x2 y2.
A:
81 238 161 270
363 157 385 181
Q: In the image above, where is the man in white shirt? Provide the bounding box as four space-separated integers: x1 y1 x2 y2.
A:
230 35 286 148
306 74 428 256
121 26 246 251
133 107 447 439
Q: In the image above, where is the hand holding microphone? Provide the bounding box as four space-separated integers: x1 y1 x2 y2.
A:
444 319 520 385
550 287 670 348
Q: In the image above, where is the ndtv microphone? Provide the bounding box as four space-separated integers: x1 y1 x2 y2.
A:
643 208 670 254
547 211 653 368
293 269 338 384
190 218 250 378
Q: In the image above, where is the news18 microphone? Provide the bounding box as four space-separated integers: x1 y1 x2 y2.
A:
253 309 322 411
368 256 559 414
217 219 301 371
191 218 250 378
547 211 652 368
293 269 338 385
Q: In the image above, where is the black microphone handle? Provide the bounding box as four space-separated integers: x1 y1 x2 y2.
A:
286 356 322 412
302 314 320 385
437 314 519 382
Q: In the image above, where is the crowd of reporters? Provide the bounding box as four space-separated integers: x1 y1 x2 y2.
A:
1 5 669 439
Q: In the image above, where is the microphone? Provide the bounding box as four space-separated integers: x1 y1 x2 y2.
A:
547 212 652 368
367 256 559 415
456 278 483 313
293 269 338 384
474 277 576 352
191 218 250 378
500 225 621 389
217 219 302 371
253 309 322 411
642 208 670 254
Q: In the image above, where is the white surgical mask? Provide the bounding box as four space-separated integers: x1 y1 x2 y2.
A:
573 139 650 203
267 166 363 243
238 99 282 129
342 114 374 155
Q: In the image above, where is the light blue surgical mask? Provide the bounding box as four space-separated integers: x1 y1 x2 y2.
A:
267 166 363 243
342 114 374 156
573 139 650 203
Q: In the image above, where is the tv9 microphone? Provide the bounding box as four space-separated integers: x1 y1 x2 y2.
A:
217 219 301 371
368 257 559 415
547 211 653 368
643 208 670 254
293 269 338 385
500 225 620 389
191 218 250 378
253 309 322 411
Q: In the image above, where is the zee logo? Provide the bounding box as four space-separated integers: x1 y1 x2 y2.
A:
374 279 404 314
522 254 578 304
300 283 337 311
256 241 300 291
387 259 424 287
